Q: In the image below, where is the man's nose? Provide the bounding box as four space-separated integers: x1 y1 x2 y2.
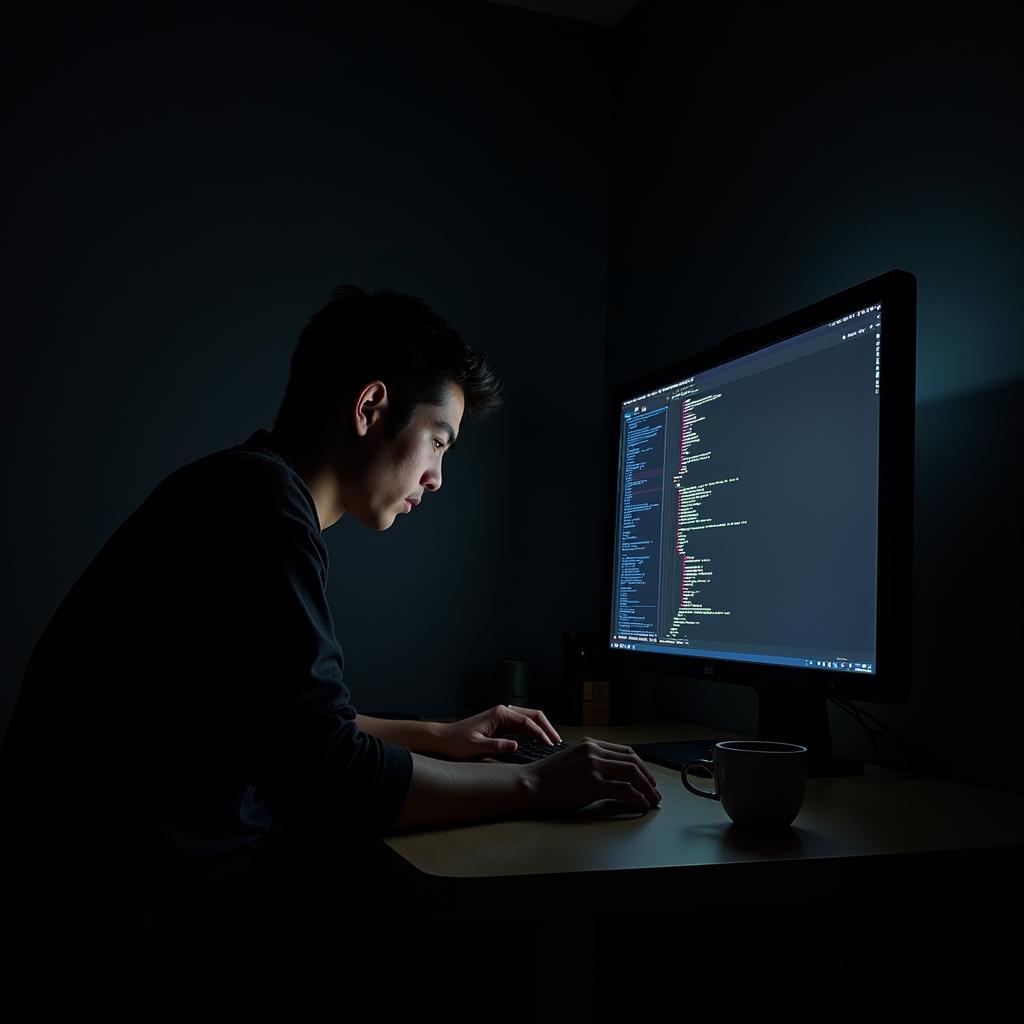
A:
423 465 442 491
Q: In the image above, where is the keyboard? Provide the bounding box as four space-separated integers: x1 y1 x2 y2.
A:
491 733 572 764
490 735 715 777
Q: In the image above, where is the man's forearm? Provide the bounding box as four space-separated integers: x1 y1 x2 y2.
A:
354 714 448 756
391 752 535 832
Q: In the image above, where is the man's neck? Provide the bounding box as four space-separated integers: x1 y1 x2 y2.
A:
267 428 345 531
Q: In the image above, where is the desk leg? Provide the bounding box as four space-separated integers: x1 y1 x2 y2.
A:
531 920 596 1024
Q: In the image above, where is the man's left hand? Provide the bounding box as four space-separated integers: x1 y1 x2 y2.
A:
438 704 562 760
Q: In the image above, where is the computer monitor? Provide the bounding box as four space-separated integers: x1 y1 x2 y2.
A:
604 269 916 777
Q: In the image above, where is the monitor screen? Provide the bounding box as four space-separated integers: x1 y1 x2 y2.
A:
611 301 882 674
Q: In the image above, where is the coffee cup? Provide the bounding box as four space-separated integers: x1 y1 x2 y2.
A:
681 740 808 829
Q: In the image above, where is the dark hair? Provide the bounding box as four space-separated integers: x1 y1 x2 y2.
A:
273 285 502 438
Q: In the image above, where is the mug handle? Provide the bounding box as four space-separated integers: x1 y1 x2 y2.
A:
681 758 720 801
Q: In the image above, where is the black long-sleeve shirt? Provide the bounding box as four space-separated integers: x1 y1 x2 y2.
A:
1 429 413 930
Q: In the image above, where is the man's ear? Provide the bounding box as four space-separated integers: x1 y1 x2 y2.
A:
353 381 389 438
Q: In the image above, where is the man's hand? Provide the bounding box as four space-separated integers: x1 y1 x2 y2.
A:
392 735 663 832
522 738 662 813
438 704 562 760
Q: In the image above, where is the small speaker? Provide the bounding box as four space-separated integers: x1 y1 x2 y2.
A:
494 659 530 707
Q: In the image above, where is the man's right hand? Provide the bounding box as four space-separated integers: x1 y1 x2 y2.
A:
520 737 662 813
392 740 661 832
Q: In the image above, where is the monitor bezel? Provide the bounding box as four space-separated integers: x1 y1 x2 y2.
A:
602 268 916 704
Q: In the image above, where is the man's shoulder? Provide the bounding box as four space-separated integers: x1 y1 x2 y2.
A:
179 444 293 489
151 436 318 530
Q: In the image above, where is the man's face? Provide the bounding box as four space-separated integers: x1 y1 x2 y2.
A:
349 383 466 531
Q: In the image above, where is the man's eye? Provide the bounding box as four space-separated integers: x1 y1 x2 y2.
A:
433 439 445 451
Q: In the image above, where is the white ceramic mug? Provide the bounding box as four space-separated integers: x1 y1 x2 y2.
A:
682 740 808 828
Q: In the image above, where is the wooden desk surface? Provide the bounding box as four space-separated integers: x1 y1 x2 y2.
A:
379 722 1024 923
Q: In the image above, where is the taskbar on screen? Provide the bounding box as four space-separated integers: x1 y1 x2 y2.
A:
609 639 874 673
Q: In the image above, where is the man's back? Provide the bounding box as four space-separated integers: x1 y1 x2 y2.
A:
1 431 411 941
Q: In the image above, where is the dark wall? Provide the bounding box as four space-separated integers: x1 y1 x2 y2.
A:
1 0 611 737
607 1 1023 790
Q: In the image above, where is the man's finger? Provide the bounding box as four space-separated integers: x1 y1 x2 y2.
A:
590 739 658 778
603 779 651 812
531 709 561 744
512 712 552 745
597 758 661 805
591 748 660 791
510 706 561 744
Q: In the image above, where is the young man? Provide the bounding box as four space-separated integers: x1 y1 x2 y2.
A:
1 285 661 956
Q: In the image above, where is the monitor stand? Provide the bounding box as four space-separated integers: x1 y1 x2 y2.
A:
631 691 863 779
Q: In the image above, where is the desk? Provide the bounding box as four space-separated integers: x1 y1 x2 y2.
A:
376 722 1024 1023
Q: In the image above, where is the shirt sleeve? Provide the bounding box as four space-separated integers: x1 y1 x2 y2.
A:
215 455 413 839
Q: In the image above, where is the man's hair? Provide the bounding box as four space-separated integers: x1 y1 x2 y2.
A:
273 285 502 438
